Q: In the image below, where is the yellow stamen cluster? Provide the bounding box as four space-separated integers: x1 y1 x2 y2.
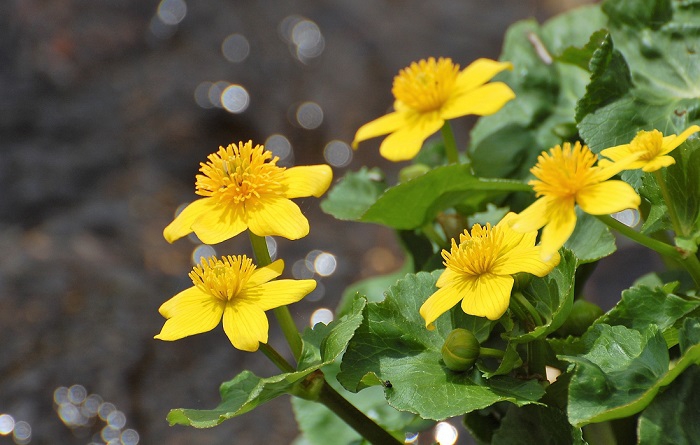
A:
392 57 460 112
628 130 664 162
190 255 256 302
529 141 599 199
444 224 501 276
195 141 287 205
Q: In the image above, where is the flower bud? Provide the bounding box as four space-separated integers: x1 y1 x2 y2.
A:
441 328 480 372
399 163 431 183
556 299 604 337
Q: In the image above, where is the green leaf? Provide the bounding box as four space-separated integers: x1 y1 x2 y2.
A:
492 404 587 445
575 33 633 123
507 249 578 343
563 211 617 264
560 323 700 426
166 298 367 428
578 0 700 152
594 284 700 346
666 141 700 240
337 271 545 421
470 6 605 180
292 362 421 445
637 366 700 445
557 28 608 71
360 164 530 230
320 167 386 221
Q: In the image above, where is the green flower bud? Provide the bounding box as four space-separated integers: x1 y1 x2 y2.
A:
399 163 431 183
441 328 480 372
556 299 604 337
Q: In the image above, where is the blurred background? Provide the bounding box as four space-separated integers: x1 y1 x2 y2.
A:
0 0 645 444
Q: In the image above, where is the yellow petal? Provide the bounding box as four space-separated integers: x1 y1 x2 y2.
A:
453 59 513 93
191 205 248 245
155 288 224 341
509 198 551 233
540 201 577 261
222 303 269 352
441 82 515 120
662 124 700 154
247 259 284 287
419 283 464 329
163 198 217 243
246 197 309 240
352 111 407 148
379 113 444 161
251 279 316 311
496 244 559 277
460 274 513 320
577 180 640 215
641 155 675 172
282 165 333 198
600 143 633 163
436 267 462 288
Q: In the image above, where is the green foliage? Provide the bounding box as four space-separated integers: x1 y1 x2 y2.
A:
337 272 545 421
360 164 530 230
320 167 386 221
491 405 587 445
560 323 700 426
165 298 366 428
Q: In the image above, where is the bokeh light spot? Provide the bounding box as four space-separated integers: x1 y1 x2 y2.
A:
324 140 353 167
12 421 31 445
192 245 216 265
221 85 250 114
310 308 334 327
157 0 187 25
612 209 640 228
265 134 293 163
313 252 337 277
434 421 458 445
0 414 14 435
194 81 214 109
296 102 323 129
222 33 250 63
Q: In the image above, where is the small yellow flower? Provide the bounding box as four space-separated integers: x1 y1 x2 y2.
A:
155 255 315 352
510 142 641 260
352 57 515 161
420 213 559 326
164 141 333 244
600 125 700 172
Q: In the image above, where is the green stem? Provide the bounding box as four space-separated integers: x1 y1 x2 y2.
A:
249 231 303 360
513 292 543 326
318 381 403 445
596 215 700 287
259 342 295 373
480 347 506 359
528 340 548 380
441 121 460 164
653 170 684 236
422 222 447 248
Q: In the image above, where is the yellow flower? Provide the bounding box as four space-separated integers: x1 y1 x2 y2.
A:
419 213 559 326
352 57 515 161
510 142 641 261
599 125 700 172
155 255 315 352
163 140 333 244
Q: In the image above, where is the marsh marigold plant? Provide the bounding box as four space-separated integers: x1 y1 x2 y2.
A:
510 141 641 261
419 213 559 326
600 125 700 172
163 140 333 244
352 57 515 161
155 255 315 352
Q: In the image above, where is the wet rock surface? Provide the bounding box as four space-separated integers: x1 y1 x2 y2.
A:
0 1 605 443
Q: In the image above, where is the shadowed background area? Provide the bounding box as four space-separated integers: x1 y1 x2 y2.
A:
0 1 635 444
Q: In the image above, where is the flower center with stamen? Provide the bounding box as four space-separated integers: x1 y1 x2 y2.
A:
392 57 460 113
444 223 502 276
629 129 663 161
190 255 256 302
195 141 287 206
529 142 600 199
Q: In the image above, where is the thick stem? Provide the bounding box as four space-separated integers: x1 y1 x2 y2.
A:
513 292 543 326
441 121 461 164
249 231 303 360
480 347 506 359
259 342 295 373
318 381 403 445
596 215 700 287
